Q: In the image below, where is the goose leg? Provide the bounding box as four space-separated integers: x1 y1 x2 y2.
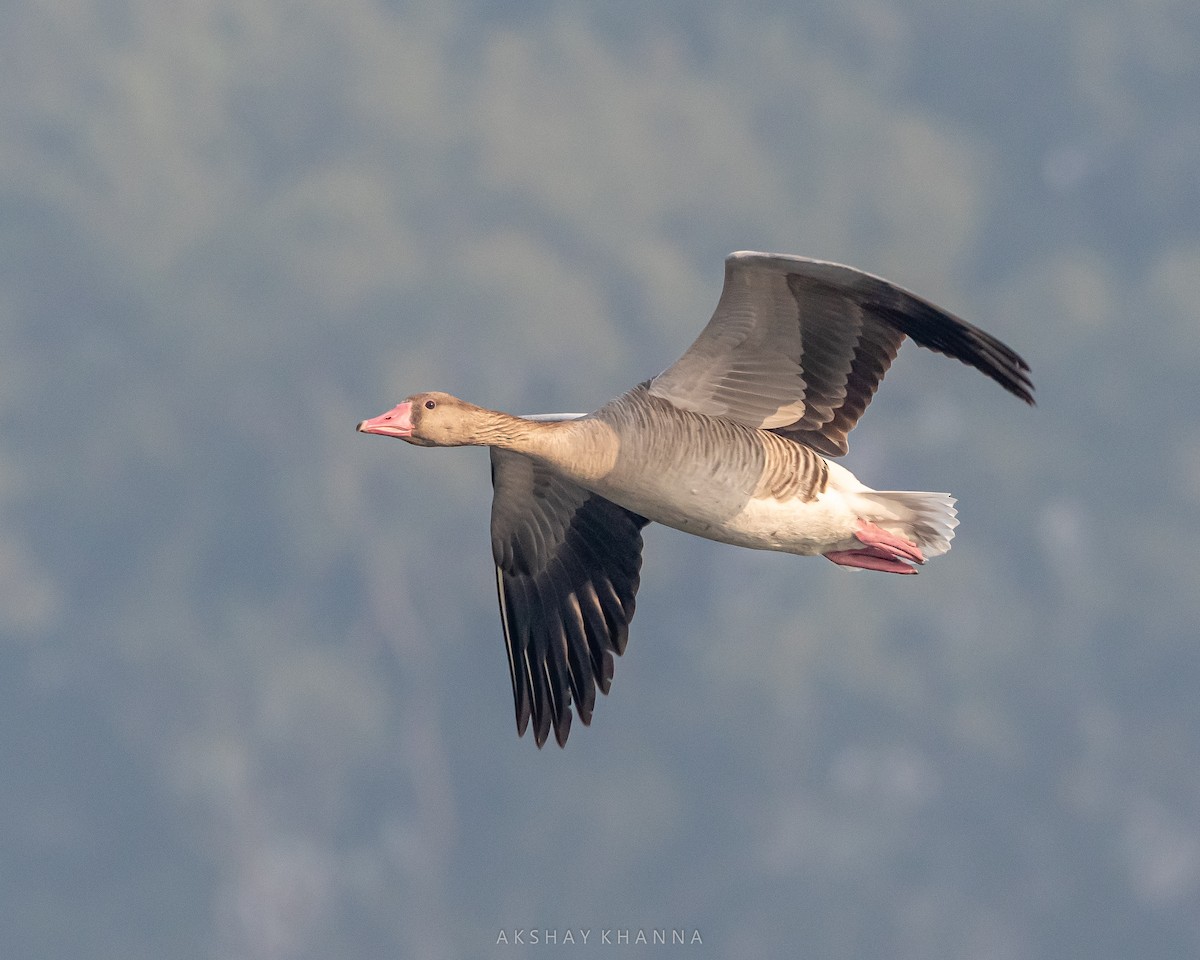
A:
824 519 925 574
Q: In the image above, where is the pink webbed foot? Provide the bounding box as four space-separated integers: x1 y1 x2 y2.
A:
823 519 926 575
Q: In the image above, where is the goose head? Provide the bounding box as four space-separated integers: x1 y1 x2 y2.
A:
357 392 496 447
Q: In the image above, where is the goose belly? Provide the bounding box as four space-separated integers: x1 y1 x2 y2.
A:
651 491 860 555
589 468 861 556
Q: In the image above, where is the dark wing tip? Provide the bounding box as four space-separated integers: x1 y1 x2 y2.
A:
870 299 1036 407
531 689 553 748
552 709 572 748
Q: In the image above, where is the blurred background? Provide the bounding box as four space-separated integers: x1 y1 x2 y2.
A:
3 1 1199 958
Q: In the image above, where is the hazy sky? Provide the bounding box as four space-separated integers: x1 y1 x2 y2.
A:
3 1 1199 958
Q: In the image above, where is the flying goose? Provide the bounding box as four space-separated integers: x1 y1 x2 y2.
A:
358 252 1034 747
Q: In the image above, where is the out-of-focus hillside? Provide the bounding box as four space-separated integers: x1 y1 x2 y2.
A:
2 2 1198 958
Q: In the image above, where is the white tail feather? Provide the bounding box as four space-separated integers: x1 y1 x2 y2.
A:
856 491 960 558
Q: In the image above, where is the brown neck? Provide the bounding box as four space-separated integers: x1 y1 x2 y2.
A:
474 412 618 484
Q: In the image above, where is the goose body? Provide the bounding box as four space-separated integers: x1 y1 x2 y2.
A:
359 252 1034 747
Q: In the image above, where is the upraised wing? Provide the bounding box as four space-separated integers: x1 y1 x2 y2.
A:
647 252 1034 456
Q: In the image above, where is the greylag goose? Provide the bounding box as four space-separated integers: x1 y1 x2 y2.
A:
359 252 1034 747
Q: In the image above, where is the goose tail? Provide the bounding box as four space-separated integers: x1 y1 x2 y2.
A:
856 490 960 558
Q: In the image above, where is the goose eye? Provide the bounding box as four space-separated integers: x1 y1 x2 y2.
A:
424 399 436 410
